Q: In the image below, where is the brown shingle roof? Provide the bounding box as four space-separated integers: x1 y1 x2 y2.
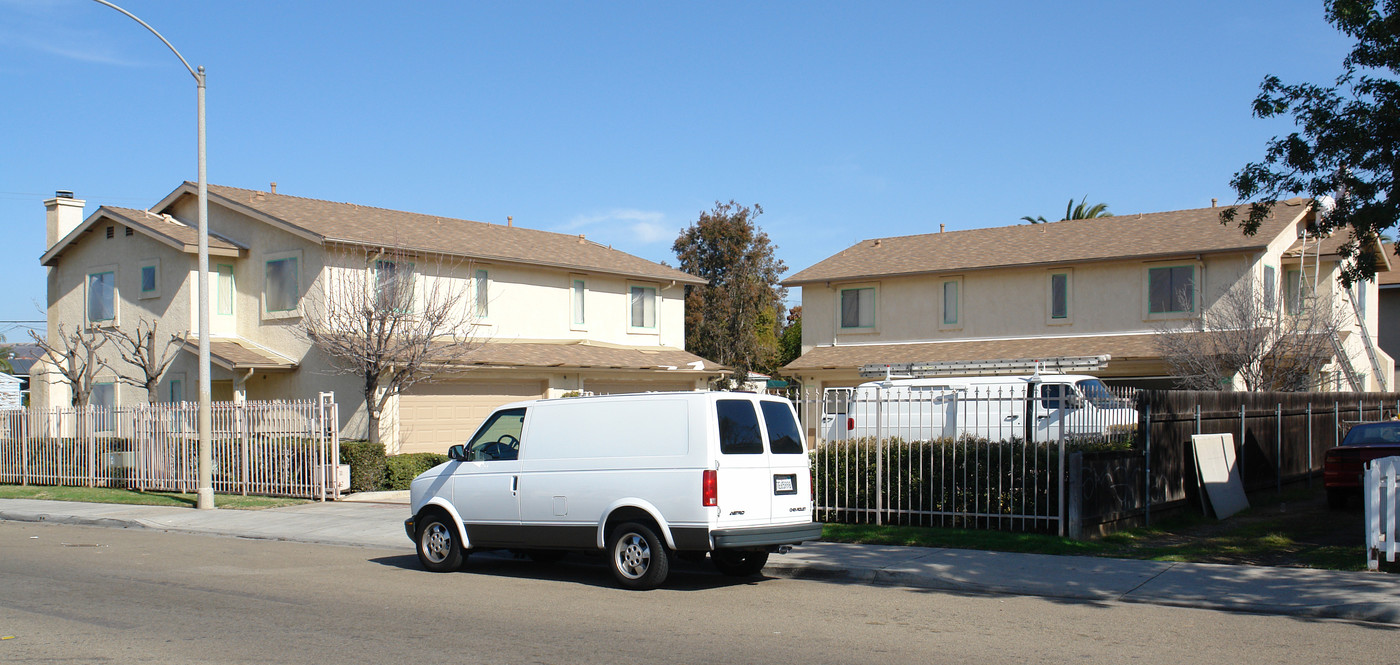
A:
1380 244 1400 286
783 334 1165 372
173 183 703 285
41 206 245 266
783 199 1311 286
185 337 299 371
443 340 721 372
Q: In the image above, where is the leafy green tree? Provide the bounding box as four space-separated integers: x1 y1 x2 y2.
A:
1021 196 1113 224
1224 0 1400 283
776 306 802 370
673 201 787 388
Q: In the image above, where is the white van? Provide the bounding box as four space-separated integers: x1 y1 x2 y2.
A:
404 391 822 589
824 374 1136 443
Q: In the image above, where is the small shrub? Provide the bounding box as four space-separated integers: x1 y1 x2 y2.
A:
382 452 449 491
339 440 386 492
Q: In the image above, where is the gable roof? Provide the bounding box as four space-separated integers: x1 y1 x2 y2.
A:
150 182 705 285
783 199 1312 286
1380 243 1400 286
41 205 246 267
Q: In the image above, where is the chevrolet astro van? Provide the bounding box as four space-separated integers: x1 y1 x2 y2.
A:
404 391 823 589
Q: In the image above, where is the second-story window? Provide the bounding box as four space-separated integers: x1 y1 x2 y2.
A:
572 278 586 327
88 270 116 323
474 269 489 318
374 260 415 313
265 256 299 313
1148 265 1195 314
217 264 234 315
1263 265 1277 312
1285 268 1306 315
942 280 960 326
630 285 656 329
840 287 874 329
1050 273 1069 320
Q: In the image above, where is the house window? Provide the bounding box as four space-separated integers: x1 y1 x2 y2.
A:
474 269 489 318
374 260 415 313
217 264 234 315
91 381 116 431
1263 265 1277 311
1050 272 1069 320
1285 269 1306 315
840 287 875 329
264 256 299 313
139 261 159 298
942 280 960 326
571 278 586 327
169 378 183 403
630 285 657 329
1148 265 1195 313
87 271 116 323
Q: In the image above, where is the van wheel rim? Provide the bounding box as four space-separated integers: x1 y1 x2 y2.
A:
615 533 650 579
423 522 452 564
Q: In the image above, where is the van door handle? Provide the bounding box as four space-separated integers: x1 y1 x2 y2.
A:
511 476 519 495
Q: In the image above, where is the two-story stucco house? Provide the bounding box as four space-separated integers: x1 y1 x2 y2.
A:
782 198 1393 399
36 182 718 454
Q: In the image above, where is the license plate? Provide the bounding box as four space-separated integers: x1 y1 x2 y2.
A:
773 474 796 495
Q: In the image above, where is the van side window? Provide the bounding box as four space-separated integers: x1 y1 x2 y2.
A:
760 401 804 454
466 408 526 461
717 400 763 454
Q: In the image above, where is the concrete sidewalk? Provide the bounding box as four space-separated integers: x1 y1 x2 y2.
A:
3 496 1397 625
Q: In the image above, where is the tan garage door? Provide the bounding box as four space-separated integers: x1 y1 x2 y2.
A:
584 380 697 395
398 380 543 454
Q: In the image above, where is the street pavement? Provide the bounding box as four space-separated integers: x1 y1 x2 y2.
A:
2 493 1397 625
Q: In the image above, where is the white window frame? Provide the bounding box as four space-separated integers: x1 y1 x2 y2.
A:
138 258 160 300
1143 262 1201 320
262 249 303 320
473 268 490 319
1285 267 1307 315
217 264 235 316
837 284 877 332
569 275 588 331
1047 269 1072 325
939 276 963 330
86 265 118 327
627 282 659 333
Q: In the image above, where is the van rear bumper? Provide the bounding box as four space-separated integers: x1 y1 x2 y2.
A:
711 522 824 549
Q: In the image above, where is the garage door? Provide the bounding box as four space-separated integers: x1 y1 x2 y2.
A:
398 380 544 454
584 380 697 395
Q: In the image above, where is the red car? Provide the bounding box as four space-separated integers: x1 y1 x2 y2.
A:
1324 421 1400 509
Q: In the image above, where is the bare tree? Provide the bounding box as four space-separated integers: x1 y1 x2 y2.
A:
1156 274 1349 391
98 318 187 403
29 324 109 407
299 245 483 444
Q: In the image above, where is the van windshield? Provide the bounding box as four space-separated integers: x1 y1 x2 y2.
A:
1076 379 1129 409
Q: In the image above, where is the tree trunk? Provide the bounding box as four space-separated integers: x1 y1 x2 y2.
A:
367 410 381 445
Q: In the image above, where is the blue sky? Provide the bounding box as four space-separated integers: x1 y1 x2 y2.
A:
0 0 1353 335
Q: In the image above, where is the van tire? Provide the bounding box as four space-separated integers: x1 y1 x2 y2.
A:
416 511 466 572
608 522 670 590
711 550 769 577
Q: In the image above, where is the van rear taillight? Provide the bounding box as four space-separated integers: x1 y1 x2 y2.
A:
702 469 718 507
846 417 854 431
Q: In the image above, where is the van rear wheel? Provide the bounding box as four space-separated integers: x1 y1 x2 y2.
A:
711 550 769 577
416 512 466 572
608 522 670 590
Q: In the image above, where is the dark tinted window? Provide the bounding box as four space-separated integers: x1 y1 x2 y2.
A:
761 401 804 454
717 399 763 454
1342 423 1400 446
466 408 526 461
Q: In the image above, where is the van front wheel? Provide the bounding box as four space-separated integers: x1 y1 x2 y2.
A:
608 522 670 590
711 550 769 577
416 512 466 572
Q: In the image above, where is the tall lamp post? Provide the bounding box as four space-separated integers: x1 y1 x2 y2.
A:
92 1 213 509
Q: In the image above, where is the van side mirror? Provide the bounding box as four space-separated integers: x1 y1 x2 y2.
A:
448 444 468 461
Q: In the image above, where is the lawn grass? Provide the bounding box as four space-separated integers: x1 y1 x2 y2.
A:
0 484 309 510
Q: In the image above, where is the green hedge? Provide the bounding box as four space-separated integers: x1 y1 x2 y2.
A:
339 441 386 492
382 453 449 491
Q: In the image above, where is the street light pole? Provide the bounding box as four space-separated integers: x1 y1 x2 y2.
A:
91 1 214 509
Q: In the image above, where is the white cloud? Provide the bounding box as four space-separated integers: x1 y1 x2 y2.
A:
559 208 673 245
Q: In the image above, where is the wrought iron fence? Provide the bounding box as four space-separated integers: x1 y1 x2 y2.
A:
0 395 341 500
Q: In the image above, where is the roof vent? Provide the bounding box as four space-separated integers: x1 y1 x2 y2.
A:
507 215 513 227
55 190 74 199
270 182 277 194
940 223 945 233
1211 198 1218 207
578 234 586 244
873 238 882 247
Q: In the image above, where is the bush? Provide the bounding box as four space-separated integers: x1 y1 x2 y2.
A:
382 453 449 491
339 440 386 492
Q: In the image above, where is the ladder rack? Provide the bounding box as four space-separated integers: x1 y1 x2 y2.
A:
858 355 1111 378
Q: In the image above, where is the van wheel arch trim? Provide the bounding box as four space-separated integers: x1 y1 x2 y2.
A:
419 497 472 550
597 499 675 550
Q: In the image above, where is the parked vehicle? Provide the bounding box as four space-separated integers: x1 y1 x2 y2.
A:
404 391 823 589
1324 420 1400 509
824 374 1136 443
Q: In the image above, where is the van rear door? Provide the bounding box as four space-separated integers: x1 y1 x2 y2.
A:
758 400 813 524
714 398 773 528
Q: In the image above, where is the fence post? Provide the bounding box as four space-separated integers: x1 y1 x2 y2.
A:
1306 402 1313 488
1144 402 1152 527
1239 404 1246 485
238 401 249 496
1335 402 1340 449
1067 451 1082 540
1195 404 1201 435
1276 403 1282 493
875 385 883 526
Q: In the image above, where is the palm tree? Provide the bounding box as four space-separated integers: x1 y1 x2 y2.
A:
1022 196 1113 224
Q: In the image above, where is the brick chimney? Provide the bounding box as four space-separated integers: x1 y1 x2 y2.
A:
45 190 86 248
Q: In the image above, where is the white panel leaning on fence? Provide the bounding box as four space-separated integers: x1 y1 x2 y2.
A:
1366 455 1399 571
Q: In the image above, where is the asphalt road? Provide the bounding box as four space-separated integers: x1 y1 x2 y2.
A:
1 522 1395 665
